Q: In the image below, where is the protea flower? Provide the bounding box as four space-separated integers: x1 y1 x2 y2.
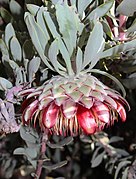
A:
19 73 129 136
19 1 129 136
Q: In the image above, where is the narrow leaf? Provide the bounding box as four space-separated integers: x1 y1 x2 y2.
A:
27 4 40 15
48 39 66 75
117 0 136 16
9 0 24 17
47 136 73 149
43 160 68 170
0 7 13 24
109 136 123 143
0 77 13 91
83 21 104 69
101 39 136 59
5 23 15 48
25 13 54 71
56 2 79 56
10 37 22 62
13 147 25 155
88 0 114 20
127 19 136 33
78 0 93 18
76 47 83 74
122 167 129 179
0 39 9 56
28 57 41 82
43 11 60 39
58 38 74 75
37 7 50 41
114 161 131 179
90 69 126 97
91 151 105 168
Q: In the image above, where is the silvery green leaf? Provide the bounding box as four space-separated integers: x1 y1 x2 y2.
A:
90 69 126 97
122 167 129 179
83 21 104 69
127 19 136 33
56 2 79 56
0 7 13 24
25 13 54 71
48 39 66 75
27 13 47 52
101 39 136 59
47 136 73 149
43 11 60 39
14 147 37 168
15 68 26 85
13 147 25 155
8 59 19 70
91 151 105 168
58 38 74 75
0 77 12 91
69 0 76 6
43 160 68 170
20 126 37 143
28 57 41 82
77 0 93 18
76 47 83 74
9 0 23 17
5 23 15 48
10 37 22 62
88 0 114 20
26 4 40 16
37 7 50 41
115 149 129 157
114 161 131 179
25 148 37 159
109 136 123 143
117 0 136 16
0 39 9 56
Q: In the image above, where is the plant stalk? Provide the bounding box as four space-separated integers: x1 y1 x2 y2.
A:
34 130 48 179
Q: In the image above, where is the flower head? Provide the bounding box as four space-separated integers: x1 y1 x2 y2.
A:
19 74 129 136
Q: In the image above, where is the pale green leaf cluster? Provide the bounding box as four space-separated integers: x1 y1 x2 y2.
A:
25 1 110 76
24 0 136 80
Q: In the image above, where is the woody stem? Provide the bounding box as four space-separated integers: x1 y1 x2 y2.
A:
34 130 48 179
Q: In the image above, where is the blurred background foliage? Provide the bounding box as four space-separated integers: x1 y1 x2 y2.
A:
0 0 136 179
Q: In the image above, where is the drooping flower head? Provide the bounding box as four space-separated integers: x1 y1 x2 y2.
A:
19 74 129 136
19 1 130 136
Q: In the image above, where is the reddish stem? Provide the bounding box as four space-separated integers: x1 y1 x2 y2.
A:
119 15 127 41
34 130 48 179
